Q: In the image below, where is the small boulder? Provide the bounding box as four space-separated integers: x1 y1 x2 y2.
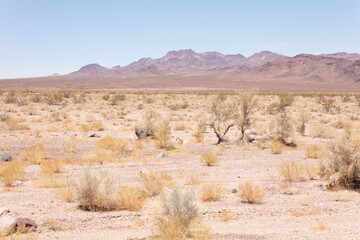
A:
88 133 100 138
49 133 58 137
231 188 238 194
175 138 183 144
157 153 166 159
16 218 37 234
0 154 12 162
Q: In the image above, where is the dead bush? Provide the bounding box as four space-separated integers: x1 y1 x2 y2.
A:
96 136 128 156
154 120 174 150
209 94 237 144
135 109 159 139
20 143 47 164
236 90 257 143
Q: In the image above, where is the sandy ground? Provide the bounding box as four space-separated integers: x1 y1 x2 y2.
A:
0 92 359 239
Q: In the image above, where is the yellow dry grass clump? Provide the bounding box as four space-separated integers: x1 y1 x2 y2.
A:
270 141 284 154
279 161 306 182
200 152 218 166
0 162 25 187
20 143 47 164
41 158 64 175
306 144 325 159
96 136 128 155
80 121 105 132
200 184 222 202
116 186 148 211
154 120 174 150
139 171 174 196
238 182 265 203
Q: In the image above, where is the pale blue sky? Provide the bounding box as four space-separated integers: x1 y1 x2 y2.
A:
1 0 359 78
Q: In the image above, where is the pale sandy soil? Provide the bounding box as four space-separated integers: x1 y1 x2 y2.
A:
0 92 359 240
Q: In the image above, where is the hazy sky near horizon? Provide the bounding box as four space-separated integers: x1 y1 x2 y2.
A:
1 0 359 78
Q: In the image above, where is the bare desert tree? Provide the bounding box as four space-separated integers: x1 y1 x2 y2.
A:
236 91 257 143
209 94 237 144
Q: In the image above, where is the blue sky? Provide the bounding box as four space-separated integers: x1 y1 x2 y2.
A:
1 0 359 78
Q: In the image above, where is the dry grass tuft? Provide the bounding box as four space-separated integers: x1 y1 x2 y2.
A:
80 121 105 131
57 184 76 203
270 141 284 154
74 170 116 211
41 158 64 175
154 120 174 150
238 182 265 203
0 162 25 187
279 161 306 182
311 220 329 230
20 143 47 164
139 171 174 196
199 184 222 202
116 186 148 211
306 144 325 159
193 131 205 143
200 152 218 166
96 136 128 156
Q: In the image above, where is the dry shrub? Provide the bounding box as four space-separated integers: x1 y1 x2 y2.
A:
155 189 212 240
306 165 319 180
74 170 116 211
216 210 235 222
298 111 310 135
279 161 306 182
237 90 257 143
200 152 218 166
306 144 325 159
270 141 284 154
139 171 174 196
174 122 186 131
209 94 237 144
0 162 25 187
135 109 159 139
87 148 117 165
324 128 360 189
238 182 265 203
110 94 126 106
96 136 128 156
5 118 29 130
45 218 73 231
41 158 64 175
309 123 335 139
278 94 294 112
116 186 148 211
200 184 222 202
275 112 296 146
80 121 105 131
193 131 204 143
154 120 174 150
20 143 47 164
57 184 75 203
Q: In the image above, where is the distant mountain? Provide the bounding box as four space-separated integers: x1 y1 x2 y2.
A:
320 52 360 61
237 54 360 83
71 49 284 75
3 49 360 91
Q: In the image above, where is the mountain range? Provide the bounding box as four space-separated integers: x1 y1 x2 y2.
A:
1 49 360 91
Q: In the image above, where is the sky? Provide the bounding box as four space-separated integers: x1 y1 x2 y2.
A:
0 0 359 79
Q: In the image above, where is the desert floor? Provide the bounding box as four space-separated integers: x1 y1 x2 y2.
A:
0 91 359 240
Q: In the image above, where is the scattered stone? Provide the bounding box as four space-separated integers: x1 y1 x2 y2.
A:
0 154 12 162
14 181 23 186
231 188 238 193
175 138 183 144
16 218 37 234
49 133 58 136
157 153 166 159
88 133 100 138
